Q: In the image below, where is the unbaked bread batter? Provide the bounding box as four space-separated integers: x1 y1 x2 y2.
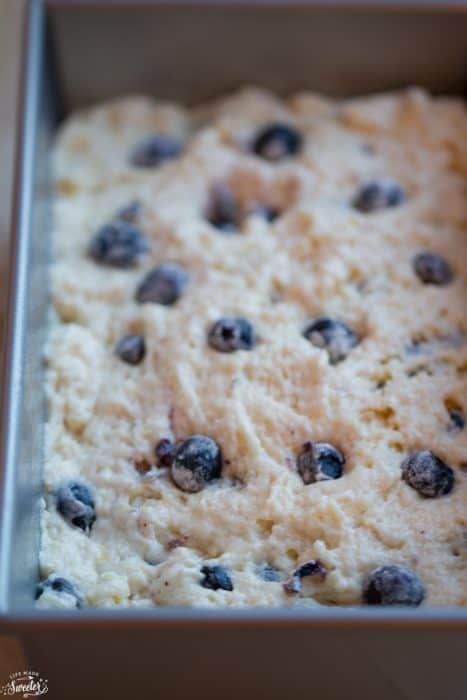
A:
38 87 467 608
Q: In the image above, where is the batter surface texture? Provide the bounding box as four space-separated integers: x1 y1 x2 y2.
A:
39 87 467 608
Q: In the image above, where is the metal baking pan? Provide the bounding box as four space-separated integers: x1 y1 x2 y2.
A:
1 1 466 698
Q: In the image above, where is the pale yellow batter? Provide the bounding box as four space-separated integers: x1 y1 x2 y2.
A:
39 87 467 608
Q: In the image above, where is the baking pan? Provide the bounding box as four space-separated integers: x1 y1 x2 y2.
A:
1 1 467 698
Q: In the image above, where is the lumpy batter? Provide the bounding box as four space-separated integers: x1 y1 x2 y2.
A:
38 87 467 608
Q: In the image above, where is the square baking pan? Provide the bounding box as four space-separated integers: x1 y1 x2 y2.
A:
1 1 466 698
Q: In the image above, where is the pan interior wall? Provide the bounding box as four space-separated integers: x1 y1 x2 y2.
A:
50 6 467 113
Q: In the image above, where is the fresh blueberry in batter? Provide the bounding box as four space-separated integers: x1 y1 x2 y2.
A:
117 200 142 223
353 178 406 212
247 203 280 222
208 317 256 353
206 184 239 233
413 252 453 286
303 317 358 364
116 334 146 365
200 564 233 591
155 438 175 467
258 564 282 583
401 450 454 498
360 143 376 155
56 482 96 533
295 560 327 578
363 564 425 606
449 410 465 432
283 559 327 594
297 442 345 484
35 576 83 607
88 221 149 268
252 123 303 162
130 134 181 168
171 435 222 492
135 263 188 305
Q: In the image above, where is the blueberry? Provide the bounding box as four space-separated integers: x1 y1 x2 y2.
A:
200 565 233 591
449 410 465 432
297 442 345 484
208 317 256 353
130 134 181 168
155 438 175 467
401 450 454 498
171 435 222 493
117 200 142 223
206 184 239 233
353 178 406 212
257 563 282 583
115 334 146 365
56 482 96 533
413 252 453 286
362 565 425 606
35 576 82 607
303 317 358 364
283 560 327 594
295 560 328 578
252 123 302 162
247 203 280 222
135 263 188 305
88 221 149 268
360 143 376 155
